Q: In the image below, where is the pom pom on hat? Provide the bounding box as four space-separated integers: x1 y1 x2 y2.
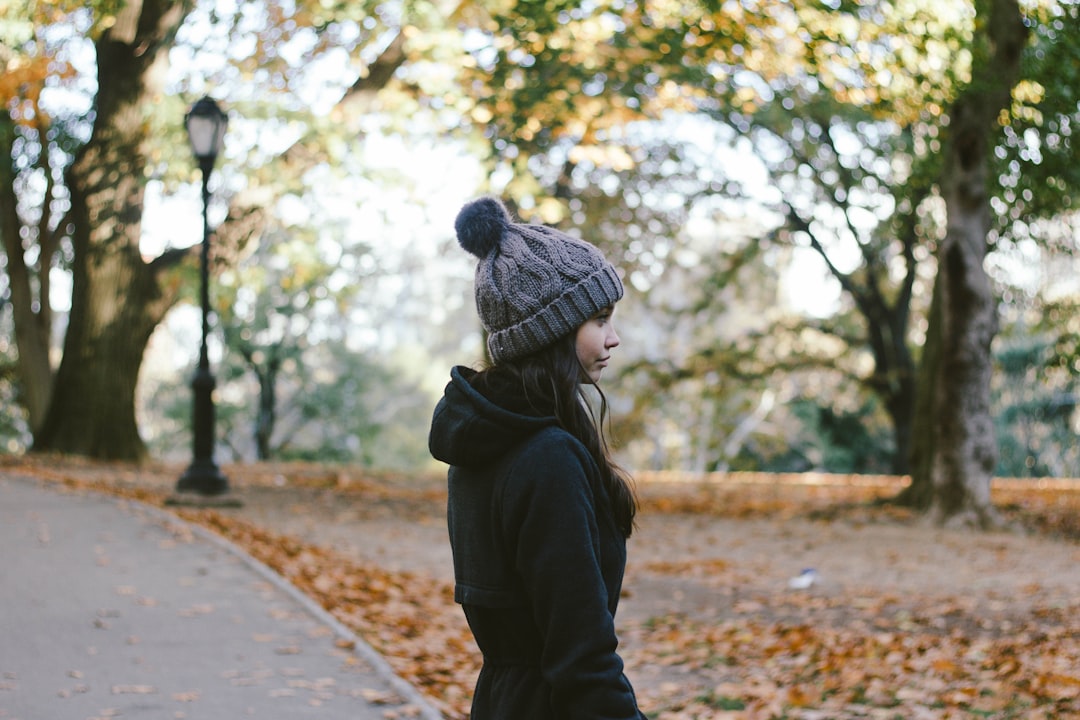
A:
455 196 512 258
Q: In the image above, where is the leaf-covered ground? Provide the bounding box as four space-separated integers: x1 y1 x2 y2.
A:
7 455 1079 719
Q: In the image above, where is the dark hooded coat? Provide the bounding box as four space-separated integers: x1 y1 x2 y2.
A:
428 366 644 719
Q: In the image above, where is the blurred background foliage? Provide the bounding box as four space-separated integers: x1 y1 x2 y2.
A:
1 0 1078 476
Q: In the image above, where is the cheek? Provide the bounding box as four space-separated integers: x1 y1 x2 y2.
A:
574 335 587 363
584 329 600 354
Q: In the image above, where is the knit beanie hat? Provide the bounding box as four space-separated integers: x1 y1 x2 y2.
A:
455 197 624 363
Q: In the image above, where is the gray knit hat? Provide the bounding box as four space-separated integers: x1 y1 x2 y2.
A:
455 197 624 363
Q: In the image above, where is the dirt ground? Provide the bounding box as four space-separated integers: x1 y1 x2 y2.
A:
13 457 1080 717
222 473 1080 714
228 479 1080 618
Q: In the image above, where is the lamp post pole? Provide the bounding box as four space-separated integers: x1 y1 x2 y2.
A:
173 96 233 501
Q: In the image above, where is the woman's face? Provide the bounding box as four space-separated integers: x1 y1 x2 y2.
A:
575 305 620 383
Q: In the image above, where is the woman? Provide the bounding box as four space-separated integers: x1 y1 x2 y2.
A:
428 197 645 719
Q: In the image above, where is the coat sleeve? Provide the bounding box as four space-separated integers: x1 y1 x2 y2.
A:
499 430 644 720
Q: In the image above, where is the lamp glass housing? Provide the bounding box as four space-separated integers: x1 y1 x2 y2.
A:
184 97 228 162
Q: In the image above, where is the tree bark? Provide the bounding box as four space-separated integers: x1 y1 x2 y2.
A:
923 0 1027 527
238 344 281 461
0 114 54 433
254 360 277 461
863 300 917 476
900 276 941 510
32 0 188 460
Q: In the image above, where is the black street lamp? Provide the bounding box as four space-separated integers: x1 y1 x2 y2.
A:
171 96 236 504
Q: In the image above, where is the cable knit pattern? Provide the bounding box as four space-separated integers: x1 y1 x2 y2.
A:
455 198 624 363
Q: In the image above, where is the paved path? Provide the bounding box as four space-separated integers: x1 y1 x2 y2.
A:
0 473 442 720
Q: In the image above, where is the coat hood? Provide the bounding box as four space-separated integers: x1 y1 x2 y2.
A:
428 366 558 469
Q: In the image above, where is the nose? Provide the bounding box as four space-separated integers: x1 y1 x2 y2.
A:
607 325 620 349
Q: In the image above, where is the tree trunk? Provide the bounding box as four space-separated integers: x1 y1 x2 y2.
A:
884 376 915 476
255 370 275 461
899 277 941 509
923 0 1027 528
252 353 280 461
867 309 917 476
0 114 54 433
32 0 188 460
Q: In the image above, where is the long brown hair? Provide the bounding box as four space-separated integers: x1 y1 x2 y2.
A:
476 333 638 537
